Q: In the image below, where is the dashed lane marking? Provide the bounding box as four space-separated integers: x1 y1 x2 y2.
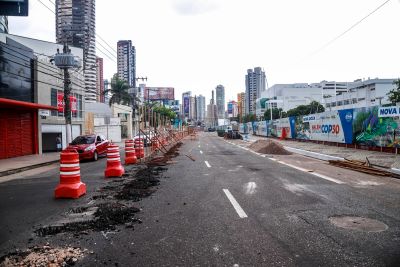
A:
200 150 203 154
205 161 211 168
223 189 248 218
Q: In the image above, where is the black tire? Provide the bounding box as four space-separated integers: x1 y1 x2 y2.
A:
93 151 98 161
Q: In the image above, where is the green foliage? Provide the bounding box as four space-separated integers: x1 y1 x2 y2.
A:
264 108 286 120
153 105 177 120
104 76 132 106
286 101 325 117
242 113 257 123
387 79 400 105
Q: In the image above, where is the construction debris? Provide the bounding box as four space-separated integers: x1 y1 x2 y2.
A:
329 159 400 178
249 140 292 155
0 245 86 267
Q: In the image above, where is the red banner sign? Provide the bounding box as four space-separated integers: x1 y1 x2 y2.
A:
57 92 77 113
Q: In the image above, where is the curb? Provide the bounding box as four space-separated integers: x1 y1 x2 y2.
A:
0 160 60 177
283 146 345 161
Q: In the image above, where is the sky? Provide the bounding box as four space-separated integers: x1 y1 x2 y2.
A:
9 0 400 106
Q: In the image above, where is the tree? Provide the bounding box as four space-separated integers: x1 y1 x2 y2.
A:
264 108 286 120
387 79 400 105
104 76 132 106
242 113 256 123
286 101 325 117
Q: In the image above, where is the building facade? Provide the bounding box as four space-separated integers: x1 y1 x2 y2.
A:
196 95 206 122
117 40 136 88
96 57 104 103
56 0 96 102
324 78 396 110
245 67 266 115
215 84 225 119
0 33 85 158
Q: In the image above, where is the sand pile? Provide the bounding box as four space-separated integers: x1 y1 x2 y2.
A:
248 139 292 155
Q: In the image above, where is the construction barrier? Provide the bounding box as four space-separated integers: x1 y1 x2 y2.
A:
54 149 86 199
135 138 145 159
105 144 125 178
125 139 137 165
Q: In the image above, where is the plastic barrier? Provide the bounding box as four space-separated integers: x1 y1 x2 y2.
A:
54 149 86 199
125 139 137 165
105 144 125 178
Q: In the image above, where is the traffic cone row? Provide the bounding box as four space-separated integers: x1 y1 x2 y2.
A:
54 133 181 199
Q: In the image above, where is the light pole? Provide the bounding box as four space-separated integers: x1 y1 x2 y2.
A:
54 44 80 145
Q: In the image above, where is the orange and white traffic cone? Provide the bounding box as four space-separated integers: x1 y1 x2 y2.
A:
125 139 137 165
55 149 86 199
105 144 125 178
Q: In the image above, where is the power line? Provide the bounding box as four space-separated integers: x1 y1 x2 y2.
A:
309 0 392 57
36 0 118 60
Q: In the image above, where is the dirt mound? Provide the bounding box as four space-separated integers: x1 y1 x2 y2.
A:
248 139 291 155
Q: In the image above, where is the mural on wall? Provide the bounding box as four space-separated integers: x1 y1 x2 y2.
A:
353 106 400 148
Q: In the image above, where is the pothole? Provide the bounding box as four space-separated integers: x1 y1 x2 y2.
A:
329 216 388 232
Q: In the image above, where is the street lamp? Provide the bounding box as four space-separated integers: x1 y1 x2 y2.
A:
54 44 81 145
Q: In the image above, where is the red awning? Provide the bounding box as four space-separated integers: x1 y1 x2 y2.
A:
0 98 58 110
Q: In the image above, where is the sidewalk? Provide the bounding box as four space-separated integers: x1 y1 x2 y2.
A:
239 134 400 170
0 152 60 177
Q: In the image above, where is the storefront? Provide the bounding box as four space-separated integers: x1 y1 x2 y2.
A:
0 98 57 159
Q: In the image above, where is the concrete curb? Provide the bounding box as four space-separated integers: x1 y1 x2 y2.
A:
391 168 400 175
283 146 345 161
0 160 59 177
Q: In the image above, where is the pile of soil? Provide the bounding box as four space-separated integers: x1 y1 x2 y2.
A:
248 140 292 155
0 245 86 267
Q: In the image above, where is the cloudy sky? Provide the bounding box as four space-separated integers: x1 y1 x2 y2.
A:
9 0 400 104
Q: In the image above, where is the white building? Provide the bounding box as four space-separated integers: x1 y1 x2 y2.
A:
324 78 396 110
264 83 323 112
196 95 206 122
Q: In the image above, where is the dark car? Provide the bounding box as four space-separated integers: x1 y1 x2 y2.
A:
67 134 110 161
208 127 216 132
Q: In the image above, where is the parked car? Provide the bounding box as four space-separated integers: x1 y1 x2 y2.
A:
67 134 110 161
208 127 216 132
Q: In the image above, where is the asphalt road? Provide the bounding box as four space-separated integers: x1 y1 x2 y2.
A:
1 132 400 266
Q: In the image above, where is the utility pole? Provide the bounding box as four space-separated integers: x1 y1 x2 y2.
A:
54 44 80 145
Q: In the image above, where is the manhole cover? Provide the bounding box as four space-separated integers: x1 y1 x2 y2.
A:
329 216 388 232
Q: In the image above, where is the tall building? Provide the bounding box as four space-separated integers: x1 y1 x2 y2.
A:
0 16 8 33
96 57 104 103
237 92 246 120
56 0 97 102
117 40 136 88
196 95 206 122
245 67 266 115
215 85 225 119
189 96 197 121
206 90 217 127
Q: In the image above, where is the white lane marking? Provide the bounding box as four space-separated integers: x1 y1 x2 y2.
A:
244 182 257 195
213 245 220 252
273 160 344 184
223 189 248 218
310 172 344 184
277 161 311 172
198 145 201 148
200 150 203 154
205 161 211 168
268 157 278 161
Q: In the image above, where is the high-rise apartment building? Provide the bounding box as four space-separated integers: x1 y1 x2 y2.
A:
117 40 136 88
207 90 218 127
0 16 8 33
96 57 104 103
56 0 96 102
215 85 225 119
196 95 206 122
245 67 266 115
237 92 246 119
189 96 196 121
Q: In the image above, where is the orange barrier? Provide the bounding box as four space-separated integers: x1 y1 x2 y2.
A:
135 138 145 159
125 139 137 165
105 144 125 178
54 149 86 199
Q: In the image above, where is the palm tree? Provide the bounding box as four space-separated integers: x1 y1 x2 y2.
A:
104 76 132 106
